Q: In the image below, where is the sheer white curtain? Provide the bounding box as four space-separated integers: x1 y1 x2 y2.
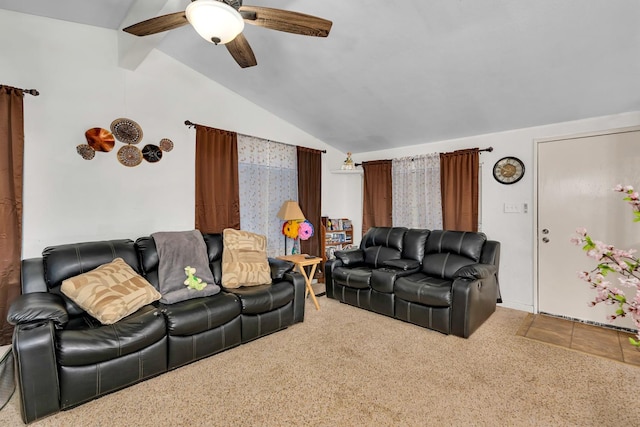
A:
238 135 298 257
392 153 443 229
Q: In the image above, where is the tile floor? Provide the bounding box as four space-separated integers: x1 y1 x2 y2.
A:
517 313 640 366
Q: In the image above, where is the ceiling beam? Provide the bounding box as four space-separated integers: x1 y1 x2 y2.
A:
117 0 183 70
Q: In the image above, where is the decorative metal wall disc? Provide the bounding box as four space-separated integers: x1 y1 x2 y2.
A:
142 144 163 163
110 118 143 144
159 138 174 152
117 145 143 167
76 144 95 160
85 127 115 152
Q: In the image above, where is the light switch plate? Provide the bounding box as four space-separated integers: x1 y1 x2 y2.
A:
504 202 521 213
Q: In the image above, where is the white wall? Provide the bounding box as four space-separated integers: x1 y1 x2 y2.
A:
320 165 364 245
354 111 640 312
0 10 348 258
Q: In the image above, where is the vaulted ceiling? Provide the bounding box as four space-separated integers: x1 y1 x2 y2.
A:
2 0 639 153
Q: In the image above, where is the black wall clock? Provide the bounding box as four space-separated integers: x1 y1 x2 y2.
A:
493 156 525 184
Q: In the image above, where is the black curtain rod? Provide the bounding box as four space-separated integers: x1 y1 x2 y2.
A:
184 120 326 153
6 86 39 96
354 146 493 167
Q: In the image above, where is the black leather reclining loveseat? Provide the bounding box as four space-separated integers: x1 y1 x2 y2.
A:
325 227 500 338
8 233 305 424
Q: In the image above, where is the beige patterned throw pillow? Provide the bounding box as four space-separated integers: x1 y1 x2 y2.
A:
61 258 161 325
222 229 272 289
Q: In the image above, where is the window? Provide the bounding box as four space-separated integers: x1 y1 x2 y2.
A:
392 153 443 229
238 135 298 257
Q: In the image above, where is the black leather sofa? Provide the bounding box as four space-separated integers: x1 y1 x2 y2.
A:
8 234 305 424
325 227 500 338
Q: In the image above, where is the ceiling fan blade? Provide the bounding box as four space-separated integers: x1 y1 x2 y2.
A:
239 6 332 37
226 33 257 68
123 12 188 36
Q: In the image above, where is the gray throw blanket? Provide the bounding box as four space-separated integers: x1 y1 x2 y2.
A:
151 230 220 304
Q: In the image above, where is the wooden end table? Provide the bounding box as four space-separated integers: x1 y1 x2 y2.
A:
277 254 322 311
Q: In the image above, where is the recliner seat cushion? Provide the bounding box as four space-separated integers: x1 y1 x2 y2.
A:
224 281 294 314
394 273 453 307
332 266 373 289
161 292 241 336
56 305 165 366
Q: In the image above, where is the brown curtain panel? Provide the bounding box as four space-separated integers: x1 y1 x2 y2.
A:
362 160 393 235
0 85 25 345
297 147 322 257
440 148 479 232
195 126 240 233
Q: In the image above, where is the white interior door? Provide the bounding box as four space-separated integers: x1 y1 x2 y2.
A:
537 127 640 328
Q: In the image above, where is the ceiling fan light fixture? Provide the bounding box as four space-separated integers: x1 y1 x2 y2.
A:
186 0 245 45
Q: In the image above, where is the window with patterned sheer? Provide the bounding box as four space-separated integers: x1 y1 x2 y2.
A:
392 153 443 229
238 135 298 257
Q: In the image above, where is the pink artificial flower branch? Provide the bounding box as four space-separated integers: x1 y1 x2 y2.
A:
572 184 640 347
613 183 640 221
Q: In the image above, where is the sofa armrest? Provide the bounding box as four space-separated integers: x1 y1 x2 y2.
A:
323 258 344 299
13 320 61 423
7 292 68 328
325 257 343 271
480 240 501 303
383 258 420 271
335 249 365 266
454 264 497 280
283 270 306 324
21 257 48 293
451 273 499 337
268 258 295 281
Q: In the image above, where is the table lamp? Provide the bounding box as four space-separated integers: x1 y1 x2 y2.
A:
277 200 305 255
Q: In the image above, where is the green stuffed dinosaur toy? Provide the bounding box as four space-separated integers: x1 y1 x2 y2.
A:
183 266 208 291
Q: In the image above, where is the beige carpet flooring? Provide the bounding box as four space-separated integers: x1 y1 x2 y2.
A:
1 297 639 426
